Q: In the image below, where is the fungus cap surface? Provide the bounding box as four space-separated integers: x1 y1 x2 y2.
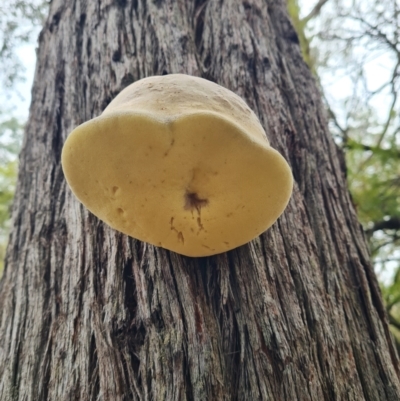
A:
62 74 293 257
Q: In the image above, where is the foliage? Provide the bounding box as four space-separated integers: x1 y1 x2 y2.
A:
0 0 47 275
287 0 329 73
289 0 400 340
0 113 24 275
0 0 48 91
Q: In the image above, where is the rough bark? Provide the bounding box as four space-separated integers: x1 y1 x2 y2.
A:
0 0 399 400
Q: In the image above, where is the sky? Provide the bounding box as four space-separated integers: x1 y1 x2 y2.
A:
8 1 316 117
9 0 393 121
6 44 37 118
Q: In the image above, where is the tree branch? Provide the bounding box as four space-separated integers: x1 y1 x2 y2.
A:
344 139 400 158
302 0 330 24
368 218 400 234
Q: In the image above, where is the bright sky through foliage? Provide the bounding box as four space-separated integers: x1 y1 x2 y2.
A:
2 43 36 117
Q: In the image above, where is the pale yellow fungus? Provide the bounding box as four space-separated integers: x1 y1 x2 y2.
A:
61 74 293 257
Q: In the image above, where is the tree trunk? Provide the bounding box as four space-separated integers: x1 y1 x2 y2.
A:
0 0 399 399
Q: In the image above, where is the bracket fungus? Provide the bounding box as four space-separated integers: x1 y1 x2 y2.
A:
61 74 293 257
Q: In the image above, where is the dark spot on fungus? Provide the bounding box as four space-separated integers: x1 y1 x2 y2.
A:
112 186 119 195
117 208 124 215
170 218 185 244
184 191 209 212
164 138 175 156
197 217 204 232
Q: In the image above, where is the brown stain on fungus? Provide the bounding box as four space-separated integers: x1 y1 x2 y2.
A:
184 192 209 213
170 217 185 244
164 138 175 156
197 217 204 233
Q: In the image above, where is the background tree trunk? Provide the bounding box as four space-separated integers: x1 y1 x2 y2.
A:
1 0 399 399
